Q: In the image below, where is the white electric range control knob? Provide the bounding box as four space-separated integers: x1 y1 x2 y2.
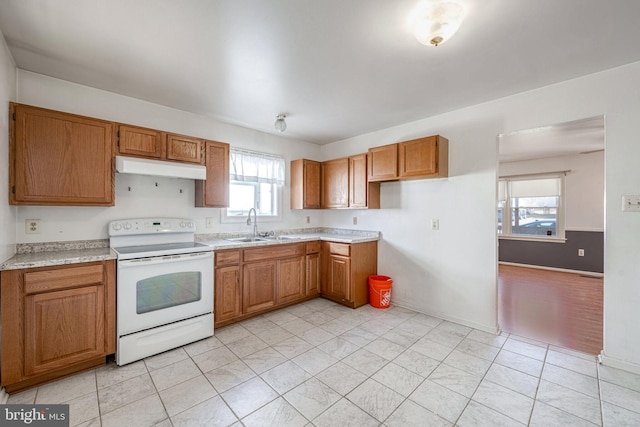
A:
123 222 132 230
187 221 194 228
112 223 122 231
180 221 186 228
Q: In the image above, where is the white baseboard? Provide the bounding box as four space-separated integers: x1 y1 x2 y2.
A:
599 351 640 375
392 298 500 335
0 387 8 404
499 261 603 278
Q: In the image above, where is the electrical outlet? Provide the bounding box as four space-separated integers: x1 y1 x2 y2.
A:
205 217 213 228
578 249 585 257
622 195 640 212
431 219 439 230
26 219 41 234
353 217 358 225
306 216 310 224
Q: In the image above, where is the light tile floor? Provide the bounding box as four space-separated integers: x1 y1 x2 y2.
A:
7 299 640 426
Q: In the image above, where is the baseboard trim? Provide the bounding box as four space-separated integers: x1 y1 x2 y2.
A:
499 261 603 278
392 298 499 335
599 351 640 375
0 387 8 404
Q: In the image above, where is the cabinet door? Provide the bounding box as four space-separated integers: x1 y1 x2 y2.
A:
398 136 437 178
306 253 320 296
367 143 398 182
215 265 242 323
243 261 277 314
277 256 306 304
117 124 164 159
349 154 368 208
24 285 105 377
322 157 349 208
167 133 204 164
11 103 114 206
195 140 230 207
290 159 321 209
328 255 351 302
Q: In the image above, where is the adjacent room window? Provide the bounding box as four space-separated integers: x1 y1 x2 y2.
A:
498 174 565 239
222 148 285 222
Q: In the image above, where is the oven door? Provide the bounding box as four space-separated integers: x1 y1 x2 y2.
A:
117 251 213 336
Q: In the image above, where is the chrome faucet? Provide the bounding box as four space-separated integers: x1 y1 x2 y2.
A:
247 208 258 238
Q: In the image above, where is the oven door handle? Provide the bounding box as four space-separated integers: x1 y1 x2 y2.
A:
118 251 212 268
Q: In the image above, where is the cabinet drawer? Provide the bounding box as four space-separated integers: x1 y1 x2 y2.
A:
306 241 321 254
326 242 350 257
244 243 305 262
24 264 104 295
215 250 240 266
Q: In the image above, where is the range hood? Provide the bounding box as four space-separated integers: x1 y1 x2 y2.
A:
115 156 207 180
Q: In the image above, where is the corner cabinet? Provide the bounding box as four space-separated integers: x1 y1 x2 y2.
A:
368 135 448 182
291 159 321 209
1 261 116 393
10 103 115 206
321 241 378 308
195 140 230 208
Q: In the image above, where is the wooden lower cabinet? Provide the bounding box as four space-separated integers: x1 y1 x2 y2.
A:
243 260 278 313
306 241 321 296
213 239 378 327
321 241 378 308
214 264 242 322
1 260 116 393
214 242 311 328
278 256 306 304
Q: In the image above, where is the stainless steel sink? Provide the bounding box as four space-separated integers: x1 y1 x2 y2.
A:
225 237 270 243
278 236 300 240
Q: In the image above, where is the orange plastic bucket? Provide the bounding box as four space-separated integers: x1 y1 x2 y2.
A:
369 275 392 309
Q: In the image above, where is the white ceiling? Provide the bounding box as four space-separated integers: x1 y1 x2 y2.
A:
498 116 605 163
0 0 639 144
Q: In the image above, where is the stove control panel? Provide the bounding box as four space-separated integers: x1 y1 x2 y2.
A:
109 218 196 236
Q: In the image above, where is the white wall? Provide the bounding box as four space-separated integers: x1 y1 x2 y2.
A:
0 28 16 263
321 61 640 372
499 151 605 231
15 71 323 242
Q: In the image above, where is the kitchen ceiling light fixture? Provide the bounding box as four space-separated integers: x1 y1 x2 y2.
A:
413 1 465 47
274 114 287 132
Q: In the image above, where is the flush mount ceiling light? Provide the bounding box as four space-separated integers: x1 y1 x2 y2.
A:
274 114 287 132
413 1 465 47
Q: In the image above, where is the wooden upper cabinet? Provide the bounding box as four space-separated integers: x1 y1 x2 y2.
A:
117 124 164 159
368 144 398 182
291 159 321 209
118 126 204 164
322 157 349 208
349 153 380 209
166 133 204 164
368 135 449 182
10 103 114 206
399 135 448 179
195 140 230 208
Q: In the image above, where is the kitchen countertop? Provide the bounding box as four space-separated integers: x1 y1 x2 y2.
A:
0 228 379 270
197 228 380 250
0 247 117 271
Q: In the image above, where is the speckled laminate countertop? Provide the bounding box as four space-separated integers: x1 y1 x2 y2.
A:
0 228 379 270
1 239 116 271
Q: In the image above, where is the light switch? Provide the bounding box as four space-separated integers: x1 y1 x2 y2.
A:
431 219 439 230
622 195 640 212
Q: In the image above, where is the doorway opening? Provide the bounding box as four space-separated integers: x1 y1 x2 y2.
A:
496 116 605 355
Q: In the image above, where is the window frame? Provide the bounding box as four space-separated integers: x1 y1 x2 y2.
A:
221 180 283 223
498 173 566 242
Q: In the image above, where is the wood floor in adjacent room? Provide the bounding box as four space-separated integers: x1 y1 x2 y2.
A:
498 264 603 355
